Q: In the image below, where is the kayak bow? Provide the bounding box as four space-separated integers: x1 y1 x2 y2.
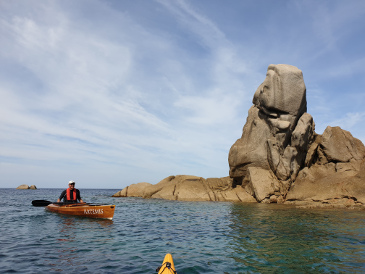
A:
46 203 115 220
157 253 176 274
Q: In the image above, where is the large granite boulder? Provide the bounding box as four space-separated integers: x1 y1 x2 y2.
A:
253 64 307 116
229 64 314 200
285 127 365 208
319 126 365 163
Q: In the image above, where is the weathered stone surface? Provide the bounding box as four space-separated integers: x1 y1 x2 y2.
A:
320 126 365 163
229 106 272 179
253 64 307 116
285 129 365 207
286 159 365 208
113 175 257 203
245 167 278 202
29 185 37 190
229 64 314 192
16 184 30 189
155 177 211 201
112 182 152 197
215 185 257 202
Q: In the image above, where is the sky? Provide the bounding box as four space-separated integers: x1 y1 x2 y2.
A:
1 0 365 189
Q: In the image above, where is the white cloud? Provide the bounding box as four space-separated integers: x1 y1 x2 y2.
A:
328 112 365 134
1 0 365 188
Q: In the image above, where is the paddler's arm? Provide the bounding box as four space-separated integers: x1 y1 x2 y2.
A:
57 190 66 203
77 189 84 203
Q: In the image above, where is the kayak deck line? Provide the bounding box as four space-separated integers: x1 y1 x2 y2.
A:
157 253 176 274
46 203 116 220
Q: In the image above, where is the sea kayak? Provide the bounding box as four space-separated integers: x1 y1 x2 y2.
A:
157 253 176 274
46 203 115 220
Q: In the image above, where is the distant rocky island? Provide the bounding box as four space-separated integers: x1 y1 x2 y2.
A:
17 184 37 189
113 64 365 208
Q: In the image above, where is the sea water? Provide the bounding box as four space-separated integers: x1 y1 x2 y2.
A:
0 188 364 273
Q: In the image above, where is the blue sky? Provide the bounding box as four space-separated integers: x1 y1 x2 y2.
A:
1 0 365 189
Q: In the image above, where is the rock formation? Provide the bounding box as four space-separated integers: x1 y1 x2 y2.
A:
229 65 312 190
113 175 256 202
114 64 365 208
16 184 37 189
285 127 365 208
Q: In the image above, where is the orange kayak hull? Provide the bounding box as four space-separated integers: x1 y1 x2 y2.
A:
46 203 115 220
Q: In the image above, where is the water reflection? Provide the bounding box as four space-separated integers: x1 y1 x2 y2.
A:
40 215 114 271
227 203 365 272
56 215 114 241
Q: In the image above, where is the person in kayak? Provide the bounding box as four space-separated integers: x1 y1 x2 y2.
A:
57 181 84 203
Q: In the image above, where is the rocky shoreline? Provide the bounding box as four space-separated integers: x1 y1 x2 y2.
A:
113 64 365 209
112 161 365 209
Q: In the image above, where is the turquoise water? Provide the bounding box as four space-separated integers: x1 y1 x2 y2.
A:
0 188 364 273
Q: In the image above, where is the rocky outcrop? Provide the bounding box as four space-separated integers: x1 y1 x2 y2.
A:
114 64 365 208
113 175 256 203
229 64 314 191
16 184 37 189
227 64 365 208
285 160 365 208
285 127 365 208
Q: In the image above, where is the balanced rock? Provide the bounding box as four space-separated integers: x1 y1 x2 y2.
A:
229 64 314 201
228 64 365 207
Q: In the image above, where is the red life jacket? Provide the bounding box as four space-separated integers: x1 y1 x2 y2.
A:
66 188 77 201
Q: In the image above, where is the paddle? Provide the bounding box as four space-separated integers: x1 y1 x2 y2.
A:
31 200 93 207
32 200 53 207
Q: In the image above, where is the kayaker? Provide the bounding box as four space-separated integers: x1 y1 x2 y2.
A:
57 181 84 203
